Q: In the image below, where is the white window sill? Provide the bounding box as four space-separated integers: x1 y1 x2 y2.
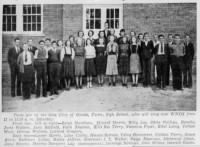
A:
2 32 45 36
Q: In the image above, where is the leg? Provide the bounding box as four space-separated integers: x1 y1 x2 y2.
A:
109 76 112 85
113 75 116 86
36 71 41 97
79 76 83 88
156 62 162 88
75 76 79 88
16 68 22 96
188 62 193 88
147 59 151 86
135 74 139 85
142 60 147 86
10 66 16 97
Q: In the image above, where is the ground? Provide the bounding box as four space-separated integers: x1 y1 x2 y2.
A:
2 78 196 112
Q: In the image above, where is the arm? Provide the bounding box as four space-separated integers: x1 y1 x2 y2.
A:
60 48 64 62
7 48 12 65
191 43 195 60
71 48 75 60
34 49 38 59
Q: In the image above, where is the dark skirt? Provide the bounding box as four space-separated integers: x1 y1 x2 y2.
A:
85 58 96 76
96 55 106 75
118 55 129 75
21 65 34 82
62 55 74 78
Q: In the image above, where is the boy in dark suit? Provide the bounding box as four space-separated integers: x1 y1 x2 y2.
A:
154 35 169 89
7 38 23 97
103 22 111 44
183 34 195 88
141 32 154 87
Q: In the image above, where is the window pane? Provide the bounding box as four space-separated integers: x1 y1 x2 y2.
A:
37 5 41 14
90 20 94 29
115 19 119 29
28 24 31 31
6 5 11 14
37 16 41 23
95 20 101 29
32 5 36 14
3 16 6 24
28 16 31 23
3 5 7 14
12 16 16 23
111 9 114 18
28 6 31 14
106 9 110 18
90 9 94 18
23 24 27 31
32 23 36 31
86 9 90 19
32 16 36 23
115 9 119 18
110 19 114 28
3 24 6 31
37 23 41 31
86 20 90 29
12 5 16 14
23 16 27 23
7 24 11 31
23 6 27 14
95 9 101 18
12 24 16 31
106 19 110 28
7 16 11 24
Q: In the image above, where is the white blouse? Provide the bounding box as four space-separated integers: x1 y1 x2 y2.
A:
60 46 75 62
85 45 96 59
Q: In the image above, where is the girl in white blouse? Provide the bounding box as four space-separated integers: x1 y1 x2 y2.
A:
85 39 96 88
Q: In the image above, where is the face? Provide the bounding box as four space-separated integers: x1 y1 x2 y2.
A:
58 40 63 46
122 37 127 43
139 34 143 40
186 36 190 42
154 35 158 41
15 40 20 46
110 36 114 42
88 31 93 37
175 36 181 44
110 29 115 35
23 44 28 52
100 31 104 38
52 43 57 48
131 32 136 37
87 39 91 45
79 32 84 37
120 31 125 36
69 37 74 42
45 40 51 46
168 35 173 42
28 40 33 46
104 23 108 29
159 36 165 43
144 34 149 41
39 42 45 48
66 41 71 46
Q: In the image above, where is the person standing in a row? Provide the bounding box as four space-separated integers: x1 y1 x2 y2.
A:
17 43 34 99
7 37 23 97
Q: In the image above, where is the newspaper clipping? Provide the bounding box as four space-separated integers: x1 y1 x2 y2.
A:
0 0 199 147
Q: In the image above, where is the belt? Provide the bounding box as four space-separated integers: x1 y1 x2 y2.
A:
108 52 116 55
97 53 104 56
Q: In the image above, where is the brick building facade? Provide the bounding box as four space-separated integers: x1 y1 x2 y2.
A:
2 3 196 96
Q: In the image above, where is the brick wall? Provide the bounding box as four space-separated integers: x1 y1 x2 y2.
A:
63 4 83 40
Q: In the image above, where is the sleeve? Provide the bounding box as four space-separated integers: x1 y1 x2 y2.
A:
106 44 109 55
191 43 195 60
93 47 96 58
60 48 64 62
7 48 12 64
71 48 75 60
17 54 21 66
34 49 38 59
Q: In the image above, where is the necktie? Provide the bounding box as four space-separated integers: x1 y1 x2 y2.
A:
161 44 164 54
183 46 185 55
25 52 27 62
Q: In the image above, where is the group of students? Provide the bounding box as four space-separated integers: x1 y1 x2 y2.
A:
7 24 195 100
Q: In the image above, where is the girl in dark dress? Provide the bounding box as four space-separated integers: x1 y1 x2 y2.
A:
118 36 129 87
60 40 75 90
96 30 106 45
129 37 141 86
88 30 95 45
95 38 106 86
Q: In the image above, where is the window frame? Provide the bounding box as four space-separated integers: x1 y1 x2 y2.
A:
2 4 43 35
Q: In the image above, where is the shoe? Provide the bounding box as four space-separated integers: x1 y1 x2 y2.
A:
43 95 47 97
90 82 92 88
76 85 79 89
109 83 111 86
87 83 90 88
11 93 15 97
113 83 116 86
80 85 83 89
36 95 40 98
50 92 54 96
54 91 59 95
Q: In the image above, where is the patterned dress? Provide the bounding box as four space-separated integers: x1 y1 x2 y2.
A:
130 44 141 74
74 46 85 76
118 43 129 75
95 45 106 75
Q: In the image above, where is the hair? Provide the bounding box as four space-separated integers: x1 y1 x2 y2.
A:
15 37 20 41
45 38 51 42
51 40 57 45
78 31 84 37
39 40 45 44
120 29 125 33
86 38 91 46
130 31 136 36
88 30 94 36
104 21 108 24
168 33 173 37
159 34 164 38
69 35 75 40
175 34 180 37
98 30 105 37
28 38 33 42
65 40 71 46
185 34 190 38
144 32 149 36
57 40 63 46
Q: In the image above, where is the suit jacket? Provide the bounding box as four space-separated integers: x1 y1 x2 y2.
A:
184 42 194 61
7 46 23 67
154 43 170 63
103 30 111 44
141 40 154 59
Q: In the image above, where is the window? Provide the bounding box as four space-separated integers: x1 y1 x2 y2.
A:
2 4 43 34
3 5 17 32
86 8 101 29
23 4 42 32
106 8 119 29
83 4 123 38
